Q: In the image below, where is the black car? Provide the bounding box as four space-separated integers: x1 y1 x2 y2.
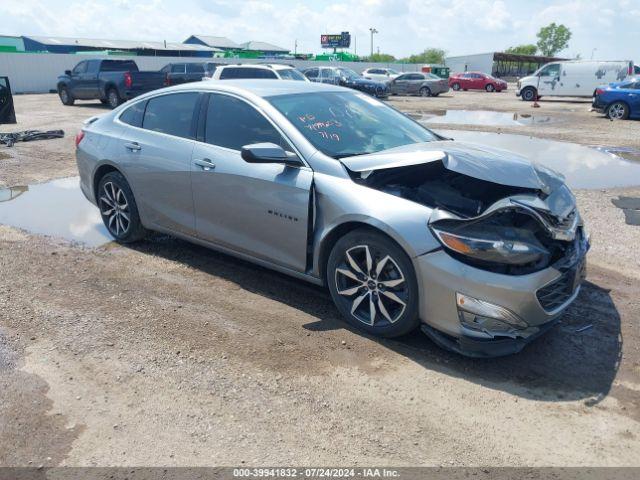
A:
160 62 220 85
302 66 388 98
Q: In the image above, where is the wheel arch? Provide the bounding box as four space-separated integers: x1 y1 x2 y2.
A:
92 162 127 204
315 218 420 285
102 82 118 98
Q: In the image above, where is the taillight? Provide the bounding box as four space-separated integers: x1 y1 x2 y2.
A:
164 73 171 86
629 64 633 75
595 88 604 96
75 130 85 148
124 72 132 89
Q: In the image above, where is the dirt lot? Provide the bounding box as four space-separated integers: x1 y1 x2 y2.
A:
1 92 639 467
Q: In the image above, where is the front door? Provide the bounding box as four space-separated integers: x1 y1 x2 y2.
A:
392 74 410 94
537 63 562 96
191 93 313 272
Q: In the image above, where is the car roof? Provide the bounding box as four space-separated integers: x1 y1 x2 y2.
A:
160 79 348 98
218 63 295 70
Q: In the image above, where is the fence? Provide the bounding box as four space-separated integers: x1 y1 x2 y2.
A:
0 52 422 94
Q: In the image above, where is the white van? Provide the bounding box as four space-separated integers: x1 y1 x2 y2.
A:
516 60 634 101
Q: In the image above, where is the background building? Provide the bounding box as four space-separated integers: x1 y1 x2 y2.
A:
445 52 568 78
21 36 217 57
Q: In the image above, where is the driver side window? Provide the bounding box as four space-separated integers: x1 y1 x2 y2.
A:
72 62 87 75
205 94 290 152
539 64 561 77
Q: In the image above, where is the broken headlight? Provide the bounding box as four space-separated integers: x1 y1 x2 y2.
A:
431 223 550 266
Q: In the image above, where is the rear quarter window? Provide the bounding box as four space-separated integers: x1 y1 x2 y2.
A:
220 68 278 79
142 92 199 139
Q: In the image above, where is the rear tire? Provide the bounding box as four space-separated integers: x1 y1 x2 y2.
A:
451 82 461 91
485 83 495 92
97 171 148 243
521 87 537 102
606 102 629 120
58 86 74 106
100 99 109 105
419 86 432 97
106 88 122 109
327 228 420 338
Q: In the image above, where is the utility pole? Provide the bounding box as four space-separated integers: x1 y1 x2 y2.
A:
369 28 378 58
590 48 597 60
294 39 298 55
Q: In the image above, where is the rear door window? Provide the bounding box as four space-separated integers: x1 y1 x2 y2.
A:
304 68 319 79
119 100 147 128
204 94 286 151
142 92 199 139
171 64 186 73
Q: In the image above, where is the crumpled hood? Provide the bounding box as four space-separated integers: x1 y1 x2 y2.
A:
346 78 385 88
340 140 562 191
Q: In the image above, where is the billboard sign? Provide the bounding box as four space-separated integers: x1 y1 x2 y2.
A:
321 32 351 49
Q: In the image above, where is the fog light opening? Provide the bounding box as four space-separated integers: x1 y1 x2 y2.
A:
456 293 528 336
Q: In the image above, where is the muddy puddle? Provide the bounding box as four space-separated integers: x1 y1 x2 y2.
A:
408 110 555 127
0 177 111 246
433 129 640 189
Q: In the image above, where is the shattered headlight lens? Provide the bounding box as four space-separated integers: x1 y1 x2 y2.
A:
432 224 550 266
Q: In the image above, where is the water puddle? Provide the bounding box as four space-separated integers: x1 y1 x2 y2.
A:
433 130 640 189
407 110 555 127
592 146 640 163
0 177 111 246
611 197 640 226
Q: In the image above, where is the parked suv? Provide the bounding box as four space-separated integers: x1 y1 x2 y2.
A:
362 67 400 83
449 72 507 92
302 66 389 98
161 62 219 85
57 59 167 108
211 64 308 81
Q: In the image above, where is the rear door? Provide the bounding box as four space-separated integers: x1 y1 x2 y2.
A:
304 68 320 82
406 73 424 94
190 92 313 272
171 63 187 84
116 92 200 235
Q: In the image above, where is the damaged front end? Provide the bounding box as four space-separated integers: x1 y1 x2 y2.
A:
343 141 588 277
342 141 589 355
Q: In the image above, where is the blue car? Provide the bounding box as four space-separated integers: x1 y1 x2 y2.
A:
302 66 389 98
592 77 640 120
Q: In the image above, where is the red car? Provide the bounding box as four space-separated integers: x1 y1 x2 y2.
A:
448 72 508 92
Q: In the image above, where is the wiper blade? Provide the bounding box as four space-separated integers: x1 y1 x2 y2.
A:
334 151 372 159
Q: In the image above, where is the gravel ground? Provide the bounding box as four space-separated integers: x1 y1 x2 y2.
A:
1 93 639 467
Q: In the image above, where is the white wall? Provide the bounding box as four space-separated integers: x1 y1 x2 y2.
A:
445 53 495 75
0 52 422 94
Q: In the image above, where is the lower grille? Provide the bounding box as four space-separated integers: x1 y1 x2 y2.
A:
536 261 585 313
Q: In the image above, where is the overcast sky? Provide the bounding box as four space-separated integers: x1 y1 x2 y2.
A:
1 0 638 60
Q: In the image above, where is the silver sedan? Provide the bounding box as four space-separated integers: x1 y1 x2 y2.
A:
388 72 450 97
76 80 588 357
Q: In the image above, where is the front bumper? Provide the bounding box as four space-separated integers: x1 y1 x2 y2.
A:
414 248 587 357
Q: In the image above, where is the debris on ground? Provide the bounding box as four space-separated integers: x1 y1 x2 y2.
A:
1 130 64 147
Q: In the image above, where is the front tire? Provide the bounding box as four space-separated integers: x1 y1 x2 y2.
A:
58 86 74 106
98 171 147 243
521 87 537 101
327 229 420 338
419 86 432 97
607 101 629 120
451 82 461 91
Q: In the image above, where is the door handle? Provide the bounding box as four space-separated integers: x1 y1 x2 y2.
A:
194 158 216 171
124 142 141 151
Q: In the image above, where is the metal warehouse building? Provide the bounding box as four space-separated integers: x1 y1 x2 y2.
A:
21 35 218 57
445 52 568 78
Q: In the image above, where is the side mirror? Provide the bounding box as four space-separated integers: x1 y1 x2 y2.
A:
241 143 303 167
65 70 72 76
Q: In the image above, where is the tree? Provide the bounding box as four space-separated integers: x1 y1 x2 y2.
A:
536 23 571 56
402 48 446 64
505 44 537 56
367 53 396 63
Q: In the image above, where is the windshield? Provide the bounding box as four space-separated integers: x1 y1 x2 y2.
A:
268 91 438 158
278 68 306 81
336 68 360 80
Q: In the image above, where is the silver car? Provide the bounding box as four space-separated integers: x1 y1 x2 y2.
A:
76 80 588 357
389 72 450 97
